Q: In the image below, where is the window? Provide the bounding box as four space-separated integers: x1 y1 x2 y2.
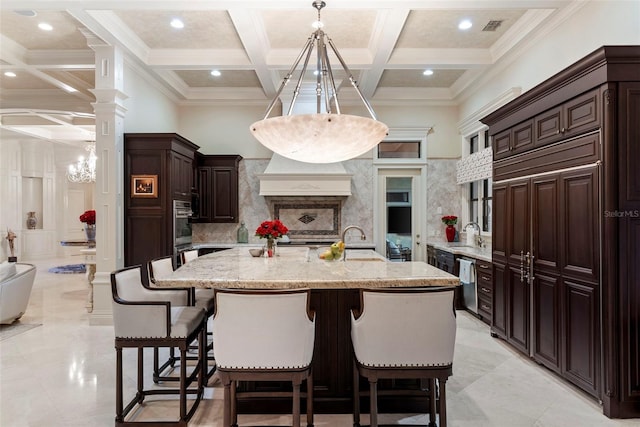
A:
470 135 479 154
465 130 491 233
378 141 420 158
469 178 492 233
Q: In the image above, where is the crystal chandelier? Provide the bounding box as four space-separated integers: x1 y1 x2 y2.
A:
250 1 388 164
67 142 97 183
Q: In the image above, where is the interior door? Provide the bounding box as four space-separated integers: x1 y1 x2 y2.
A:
66 189 88 240
376 169 425 262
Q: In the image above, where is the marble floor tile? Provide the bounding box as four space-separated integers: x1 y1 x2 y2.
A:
1 256 638 426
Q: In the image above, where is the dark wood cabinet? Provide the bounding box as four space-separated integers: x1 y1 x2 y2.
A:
534 89 599 148
492 119 534 160
483 46 640 418
124 133 199 267
195 155 242 223
435 249 457 275
476 260 493 325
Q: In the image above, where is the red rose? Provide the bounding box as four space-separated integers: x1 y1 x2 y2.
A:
80 210 96 225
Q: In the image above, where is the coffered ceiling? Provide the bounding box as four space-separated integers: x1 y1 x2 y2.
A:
0 0 577 144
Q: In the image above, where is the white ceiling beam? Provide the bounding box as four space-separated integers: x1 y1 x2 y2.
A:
228 9 276 98
358 8 411 98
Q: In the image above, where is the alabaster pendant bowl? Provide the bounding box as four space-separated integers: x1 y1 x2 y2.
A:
250 113 388 164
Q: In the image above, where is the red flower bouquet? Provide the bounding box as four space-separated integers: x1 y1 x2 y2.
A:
441 215 458 226
255 219 288 240
79 210 96 225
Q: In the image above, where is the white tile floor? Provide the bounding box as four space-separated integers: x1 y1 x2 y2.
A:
1 256 638 427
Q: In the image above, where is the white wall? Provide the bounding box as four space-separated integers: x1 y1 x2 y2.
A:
123 64 180 132
459 0 640 120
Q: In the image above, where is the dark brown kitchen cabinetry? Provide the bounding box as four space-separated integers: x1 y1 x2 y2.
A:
435 249 457 275
492 119 534 160
534 89 599 149
195 155 242 223
482 46 640 418
476 260 493 325
124 133 199 267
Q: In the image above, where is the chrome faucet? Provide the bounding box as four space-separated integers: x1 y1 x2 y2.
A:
464 222 483 247
340 225 366 261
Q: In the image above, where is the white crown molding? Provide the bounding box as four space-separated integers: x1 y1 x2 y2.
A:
457 87 521 136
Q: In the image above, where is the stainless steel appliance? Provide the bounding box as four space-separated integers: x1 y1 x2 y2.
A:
458 257 477 313
173 200 193 248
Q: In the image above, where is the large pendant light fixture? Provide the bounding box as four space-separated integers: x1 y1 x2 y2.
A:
250 1 388 164
67 141 97 183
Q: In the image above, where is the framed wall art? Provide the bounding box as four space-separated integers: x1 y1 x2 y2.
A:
131 175 158 198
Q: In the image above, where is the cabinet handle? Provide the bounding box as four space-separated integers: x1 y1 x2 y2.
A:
520 251 525 282
481 275 491 281
529 254 535 284
479 264 490 269
481 303 490 310
481 287 491 293
561 127 566 133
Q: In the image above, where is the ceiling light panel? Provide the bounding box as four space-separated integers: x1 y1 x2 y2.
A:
379 69 465 88
175 70 260 88
114 10 243 49
0 11 87 49
262 9 374 49
395 9 526 49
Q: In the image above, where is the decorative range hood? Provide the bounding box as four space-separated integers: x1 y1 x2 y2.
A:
258 154 352 196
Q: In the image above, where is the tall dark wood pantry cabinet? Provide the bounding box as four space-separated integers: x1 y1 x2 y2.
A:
124 133 199 267
482 46 640 419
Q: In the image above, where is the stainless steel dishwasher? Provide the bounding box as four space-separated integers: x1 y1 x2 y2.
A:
458 257 477 313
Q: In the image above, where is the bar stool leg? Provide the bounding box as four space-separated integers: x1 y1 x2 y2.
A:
353 359 360 427
429 378 437 427
293 379 301 427
438 377 448 427
369 379 378 427
115 347 124 422
222 377 232 427
306 371 314 427
231 380 238 427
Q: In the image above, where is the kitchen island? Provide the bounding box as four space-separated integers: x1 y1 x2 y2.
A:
155 246 459 414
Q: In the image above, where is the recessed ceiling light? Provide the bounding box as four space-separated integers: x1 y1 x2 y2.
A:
170 18 184 29
458 19 472 30
38 22 53 31
210 70 221 77
423 69 434 76
4 71 17 77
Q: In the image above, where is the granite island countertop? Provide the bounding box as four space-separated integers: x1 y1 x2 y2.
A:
155 246 458 289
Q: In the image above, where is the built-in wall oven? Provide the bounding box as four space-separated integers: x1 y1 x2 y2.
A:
173 200 193 250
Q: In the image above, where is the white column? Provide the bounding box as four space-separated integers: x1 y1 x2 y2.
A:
85 30 128 325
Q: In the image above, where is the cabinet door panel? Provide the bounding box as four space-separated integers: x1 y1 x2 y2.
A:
508 181 530 267
535 106 562 146
508 266 529 354
563 279 599 398
492 183 508 262
493 129 512 160
532 176 560 273
212 168 236 222
492 262 507 338
197 168 211 221
533 273 561 372
512 120 534 153
561 168 599 282
565 89 599 135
